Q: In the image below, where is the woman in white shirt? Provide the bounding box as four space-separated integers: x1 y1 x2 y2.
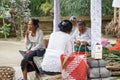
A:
40 20 73 79
20 18 45 80
72 21 91 52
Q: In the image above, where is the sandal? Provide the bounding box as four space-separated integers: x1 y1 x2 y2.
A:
18 77 30 80
18 77 24 80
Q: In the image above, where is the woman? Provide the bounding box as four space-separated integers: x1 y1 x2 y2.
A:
19 18 45 80
72 20 91 52
40 20 73 79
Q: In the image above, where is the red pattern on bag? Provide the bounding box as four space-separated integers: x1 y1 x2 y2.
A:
61 52 87 80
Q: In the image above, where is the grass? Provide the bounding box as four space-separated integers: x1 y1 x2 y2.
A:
112 77 120 80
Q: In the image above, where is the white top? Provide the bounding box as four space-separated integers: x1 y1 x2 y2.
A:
112 0 120 8
71 27 91 45
41 31 73 72
25 28 45 51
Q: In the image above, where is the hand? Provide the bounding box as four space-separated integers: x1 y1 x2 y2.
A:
25 50 31 55
74 40 81 45
81 41 88 45
26 30 29 38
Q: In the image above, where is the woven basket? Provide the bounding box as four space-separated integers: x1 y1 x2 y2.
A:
0 66 15 80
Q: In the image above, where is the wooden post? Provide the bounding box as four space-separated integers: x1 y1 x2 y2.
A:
53 0 61 32
119 8 120 26
112 0 120 25
91 0 102 58
114 8 117 23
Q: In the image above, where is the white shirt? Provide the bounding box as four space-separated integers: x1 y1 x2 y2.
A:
25 28 45 51
41 31 73 72
71 27 91 45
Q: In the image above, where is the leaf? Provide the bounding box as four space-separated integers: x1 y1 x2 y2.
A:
0 6 5 11
40 1 52 15
0 31 3 34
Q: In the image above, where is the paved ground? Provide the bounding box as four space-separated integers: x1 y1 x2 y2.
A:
0 39 45 80
0 36 118 80
0 39 26 80
0 40 24 66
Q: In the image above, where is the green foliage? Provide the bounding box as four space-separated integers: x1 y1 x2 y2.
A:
60 0 113 16
0 23 11 39
0 0 10 18
9 0 30 39
50 0 54 6
0 0 9 6
26 0 114 17
0 0 11 39
29 0 45 17
87 47 120 62
11 0 30 22
61 0 90 16
0 6 5 11
0 0 9 11
40 0 52 16
102 0 114 16
112 77 120 80
102 48 120 62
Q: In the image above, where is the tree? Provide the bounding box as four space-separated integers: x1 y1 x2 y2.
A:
29 0 45 17
0 0 11 39
9 0 30 39
40 0 52 16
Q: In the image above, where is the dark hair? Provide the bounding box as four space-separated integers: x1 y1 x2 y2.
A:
77 21 86 27
31 18 40 29
58 20 73 33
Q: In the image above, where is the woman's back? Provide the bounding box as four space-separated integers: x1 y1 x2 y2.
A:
47 31 72 53
41 31 73 72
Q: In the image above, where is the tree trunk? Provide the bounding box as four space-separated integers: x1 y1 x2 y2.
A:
119 8 120 26
114 7 117 23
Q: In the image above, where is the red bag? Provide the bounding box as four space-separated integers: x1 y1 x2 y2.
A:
61 52 88 80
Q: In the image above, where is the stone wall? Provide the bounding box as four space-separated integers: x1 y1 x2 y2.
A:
0 16 113 37
37 16 113 35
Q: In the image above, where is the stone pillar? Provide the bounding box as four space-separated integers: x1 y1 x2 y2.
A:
91 0 102 58
53 0 61 32
87 58 111 79
112 0 120 7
